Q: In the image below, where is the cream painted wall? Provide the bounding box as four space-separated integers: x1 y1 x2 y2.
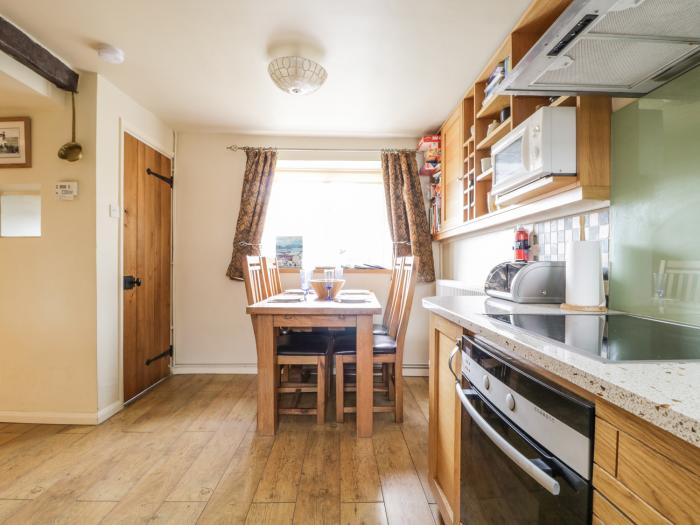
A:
440 228 514 286
173 133 435 374
0 67 172 422
0 74 99 419
94 75 174 413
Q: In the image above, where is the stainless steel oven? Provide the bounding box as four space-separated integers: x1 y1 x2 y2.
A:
450 335 594 524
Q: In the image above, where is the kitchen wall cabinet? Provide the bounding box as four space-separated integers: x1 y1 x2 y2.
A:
432 0 612 241
592 401 700 524
428 314 463 525
440 103 464 231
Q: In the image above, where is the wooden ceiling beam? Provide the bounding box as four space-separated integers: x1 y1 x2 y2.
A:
0 17 79 92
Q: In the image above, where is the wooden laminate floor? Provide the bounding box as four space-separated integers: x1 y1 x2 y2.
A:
0 374 438 525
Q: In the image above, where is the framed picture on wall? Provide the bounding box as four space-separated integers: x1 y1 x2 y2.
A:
0 117 31 168
276 236 303 268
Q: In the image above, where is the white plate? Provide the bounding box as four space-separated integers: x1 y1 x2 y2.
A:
267 297 304 303
340 289 371 295
283 289 306 295
334 297 369 303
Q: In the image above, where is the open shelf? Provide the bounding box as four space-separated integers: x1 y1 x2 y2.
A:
477 95 511 120
476 168 493 182
463 136 475 148
477 118 511 151
476 37 512 83
550 95 576 108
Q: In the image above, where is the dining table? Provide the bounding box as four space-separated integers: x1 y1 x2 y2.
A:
246 291 383 437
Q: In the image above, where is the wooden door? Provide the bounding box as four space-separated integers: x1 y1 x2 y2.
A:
123 133 172 401
428 313 463 525
441 103 464 230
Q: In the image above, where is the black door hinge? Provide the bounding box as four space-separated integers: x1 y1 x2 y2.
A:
145 345 173 366
146 168 173 188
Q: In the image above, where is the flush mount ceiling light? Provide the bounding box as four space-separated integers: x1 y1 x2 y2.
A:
267 42 327 95
97 43 125 64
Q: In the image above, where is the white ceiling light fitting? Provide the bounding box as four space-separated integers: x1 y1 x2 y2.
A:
97 43 125 64
267 42 327 95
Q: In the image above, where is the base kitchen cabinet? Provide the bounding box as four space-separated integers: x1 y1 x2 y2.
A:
426 308 700 525
592 401 700 525
428 313 463 525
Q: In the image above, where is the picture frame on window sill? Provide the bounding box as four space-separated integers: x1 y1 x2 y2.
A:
0 117 31 168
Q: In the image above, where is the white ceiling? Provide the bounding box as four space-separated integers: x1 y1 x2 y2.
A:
0 0 530 137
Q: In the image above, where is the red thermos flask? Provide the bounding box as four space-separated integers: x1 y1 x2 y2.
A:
514 226 529 262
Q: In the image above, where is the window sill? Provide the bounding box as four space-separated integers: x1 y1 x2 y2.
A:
279 267 391 274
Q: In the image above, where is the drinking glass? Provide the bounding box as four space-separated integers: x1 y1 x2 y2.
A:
324 269 334 301
300 268 312 300
335 266 344 280
652 272 667 300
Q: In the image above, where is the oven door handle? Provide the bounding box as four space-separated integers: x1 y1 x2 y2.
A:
455 383 561 496
448 343 461 383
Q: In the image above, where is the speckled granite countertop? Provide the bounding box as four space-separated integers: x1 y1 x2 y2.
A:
422 295 700 448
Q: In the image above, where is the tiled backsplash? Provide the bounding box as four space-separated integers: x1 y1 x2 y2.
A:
521 208 610 278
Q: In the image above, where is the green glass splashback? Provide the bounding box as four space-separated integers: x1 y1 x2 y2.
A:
610 66 700 326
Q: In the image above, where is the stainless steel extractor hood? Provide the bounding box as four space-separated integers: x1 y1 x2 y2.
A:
499 0 700 96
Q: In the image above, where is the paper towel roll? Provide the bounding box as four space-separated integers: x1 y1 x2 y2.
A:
564 240 605 310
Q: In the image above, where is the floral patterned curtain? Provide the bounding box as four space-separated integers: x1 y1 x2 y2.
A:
381 150 435 282
226 148 278 280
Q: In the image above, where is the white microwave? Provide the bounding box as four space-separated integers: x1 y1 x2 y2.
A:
490 106 576 197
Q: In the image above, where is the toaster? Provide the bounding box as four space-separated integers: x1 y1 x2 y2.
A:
484 261 565 303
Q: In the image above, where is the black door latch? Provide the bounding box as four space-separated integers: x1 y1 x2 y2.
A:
124 275 143 290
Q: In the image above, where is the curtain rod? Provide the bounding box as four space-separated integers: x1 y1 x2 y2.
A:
226 145 416 153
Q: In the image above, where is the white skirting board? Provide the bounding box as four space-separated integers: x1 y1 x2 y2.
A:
97 401 123 423
171 363 429 377
171 363 258 375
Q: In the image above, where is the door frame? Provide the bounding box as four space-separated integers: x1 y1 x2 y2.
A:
118 119 175 405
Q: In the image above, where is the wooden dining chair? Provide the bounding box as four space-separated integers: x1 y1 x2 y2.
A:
262 257 283 296
243 255 331 424
373 257 404 336
243 255 270 305
334 256 419 423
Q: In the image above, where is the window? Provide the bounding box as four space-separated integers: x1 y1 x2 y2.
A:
261 160 392 268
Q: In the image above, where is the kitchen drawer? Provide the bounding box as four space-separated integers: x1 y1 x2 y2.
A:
592 465 671 525
616 433 700 524
593 490 633 525
593 401 700 524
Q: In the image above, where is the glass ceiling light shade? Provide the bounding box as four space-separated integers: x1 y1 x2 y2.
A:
268 56 327 95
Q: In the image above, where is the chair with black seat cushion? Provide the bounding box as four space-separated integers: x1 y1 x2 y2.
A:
243 255 331 423
334 256 419 423
373 257 404 336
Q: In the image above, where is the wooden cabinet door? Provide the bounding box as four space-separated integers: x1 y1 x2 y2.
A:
123 133 173 402
428 314 463 525
441 103 464 231
593 402 700 525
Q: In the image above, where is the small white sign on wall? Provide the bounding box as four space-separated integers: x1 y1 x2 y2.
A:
0 194 41 237
55 181 78 200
